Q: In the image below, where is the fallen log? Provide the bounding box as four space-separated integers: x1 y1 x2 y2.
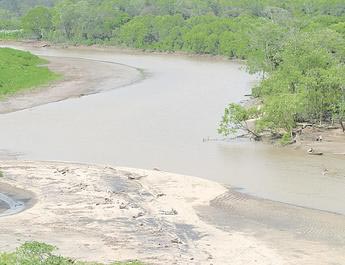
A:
296 123 313 129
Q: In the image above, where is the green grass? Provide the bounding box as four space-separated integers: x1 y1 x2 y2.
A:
0 30 23 40
0 47 60 97
0 242 144 265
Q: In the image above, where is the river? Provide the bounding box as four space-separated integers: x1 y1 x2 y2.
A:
0 46 345 215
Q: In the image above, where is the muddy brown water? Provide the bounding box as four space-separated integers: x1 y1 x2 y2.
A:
0 46 345 216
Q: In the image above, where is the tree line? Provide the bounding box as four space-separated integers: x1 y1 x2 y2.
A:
1 0 345 139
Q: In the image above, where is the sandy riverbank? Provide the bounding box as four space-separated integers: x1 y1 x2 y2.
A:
0 161 285 265
1 39 239 63
1 161 344 265
0 43 143 114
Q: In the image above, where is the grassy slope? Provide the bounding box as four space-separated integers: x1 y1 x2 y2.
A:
0 47 59 96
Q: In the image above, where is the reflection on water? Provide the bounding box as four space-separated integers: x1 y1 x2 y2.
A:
0 47 345 214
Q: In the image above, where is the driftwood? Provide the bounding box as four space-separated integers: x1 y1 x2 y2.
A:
294 128 303 135
243 120 262 141
297 121 344 131
325 126 341 130
315 124 341 129
296 123 313 129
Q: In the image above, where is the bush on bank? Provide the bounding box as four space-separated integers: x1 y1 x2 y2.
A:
0 242 143 265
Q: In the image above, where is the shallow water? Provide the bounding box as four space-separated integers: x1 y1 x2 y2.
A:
0 191 25 217
0 46 345 214
0 201 7 213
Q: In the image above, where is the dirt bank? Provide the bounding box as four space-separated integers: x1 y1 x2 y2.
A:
291 125 345 157
243 97 345 157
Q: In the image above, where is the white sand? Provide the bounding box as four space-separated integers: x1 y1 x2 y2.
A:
0 161 285 265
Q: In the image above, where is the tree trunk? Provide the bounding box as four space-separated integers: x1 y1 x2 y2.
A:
340 118 345 133
245 128 261 141
244 121 261 140
319 112 323 126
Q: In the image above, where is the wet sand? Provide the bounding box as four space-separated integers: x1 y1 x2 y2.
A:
198 189 345 265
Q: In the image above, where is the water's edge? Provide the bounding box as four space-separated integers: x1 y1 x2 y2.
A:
0 183 35 217
0 44 344 215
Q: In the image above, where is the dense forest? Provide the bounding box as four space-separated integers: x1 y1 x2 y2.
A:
1 0 345 140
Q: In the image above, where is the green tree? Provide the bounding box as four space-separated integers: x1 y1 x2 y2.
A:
246 21 287 77
21 6 53 39
258 94 300 136
218 103 260 139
